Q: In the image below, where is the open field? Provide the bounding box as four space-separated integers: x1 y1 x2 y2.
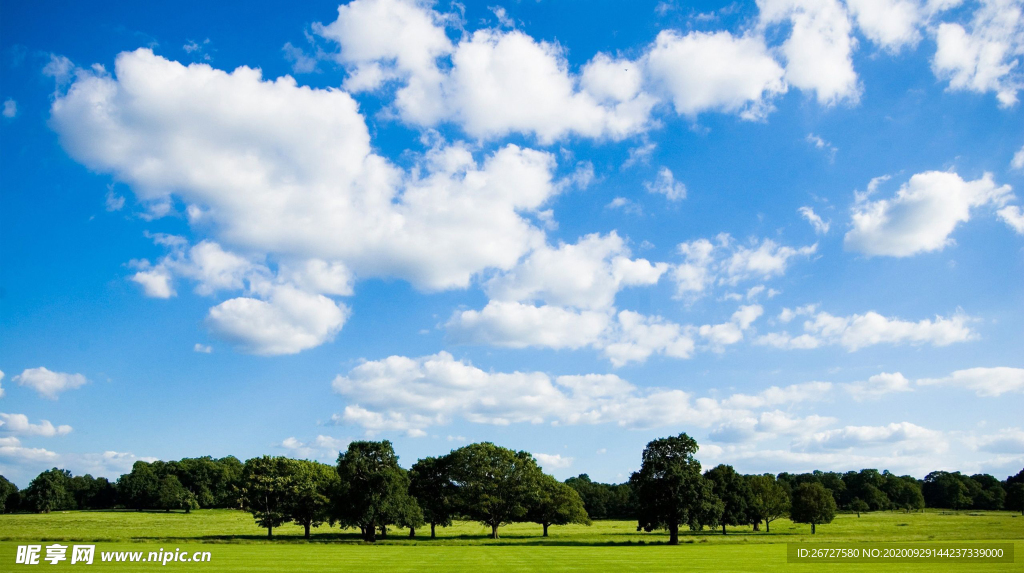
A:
1 509 1021 571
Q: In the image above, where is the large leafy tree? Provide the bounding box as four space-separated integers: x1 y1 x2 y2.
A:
704 465 750 535
565 475 634 520
882 474 924 513
117 461 160 511
528 474 591 536
746 474 789 532
156 475 197 513
409 456 456 538
286 459 339 539
0 475 18 513
1006 483 1024 516
790 482 837 534
241 456 293 538
629 433 721 544
335 440 417 542
24 468 75 513
448 442 544 539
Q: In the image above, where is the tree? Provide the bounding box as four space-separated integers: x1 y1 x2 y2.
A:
448 442 544 539
629 433 720 544
529 474 590 536
23 468 75 513
923 471 972 510
565 475 634 520
335 440 415 542
1006 483 1024 516
0 475 18 513
790 482 837 534
157 475 197 512
117 461 159 511
704 465 750 535
286 460 338 539
409 456 456 538
747 474 789 533
849 498 869 517
241 456 293 538
884 475 924 513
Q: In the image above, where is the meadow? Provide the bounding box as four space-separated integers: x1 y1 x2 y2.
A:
1 509 1021 571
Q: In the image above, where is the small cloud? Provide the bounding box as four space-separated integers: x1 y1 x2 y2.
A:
12 367 88 399
283 42 318 74
2 98 16 118
534 452 574 469
606 196 642 215
798 206 830 234
806 133 837 162
193 343 213 354
644 167 686 201
1012 145 1024 170
105 186 125 211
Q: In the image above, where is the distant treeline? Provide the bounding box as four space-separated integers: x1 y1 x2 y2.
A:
1 435 1022 543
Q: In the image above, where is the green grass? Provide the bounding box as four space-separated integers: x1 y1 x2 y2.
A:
1 509 1021 571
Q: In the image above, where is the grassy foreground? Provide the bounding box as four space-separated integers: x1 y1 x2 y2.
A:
1 509 1021 571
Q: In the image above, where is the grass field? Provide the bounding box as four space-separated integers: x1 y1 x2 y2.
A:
1 509 1021 571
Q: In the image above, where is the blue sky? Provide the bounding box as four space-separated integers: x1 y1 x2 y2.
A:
1 0 1022 487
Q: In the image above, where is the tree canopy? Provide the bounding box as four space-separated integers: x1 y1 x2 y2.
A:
447 442 544 539
790 482 838 534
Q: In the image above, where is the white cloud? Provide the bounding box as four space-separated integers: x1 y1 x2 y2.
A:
917 366 1024 396
207 285 350 356
847 0 923 51
845 171 1013 257
796 422 947 453
932 0 1024 107
644 167 687 201
843 372 913 400
0 441 60 463
1013 144 1024 169
998 205 1024 234
331 352 770 434
282 42 318 74
193 343 213 353
698 304 764 350
2 98 16 118
798 205 831 234
0 370 4 399
0 413 72 437
534 453 574 469
13 367 88 399
671 234 817 299
758 0 861 105
972 428 1024 453
805 133 837 161
709 410 836 442
720 380 833 409
644 29 787 120
603 310 697 366
447 301 611 350
757 308 975 350
104 186 125 211
484 232 667 310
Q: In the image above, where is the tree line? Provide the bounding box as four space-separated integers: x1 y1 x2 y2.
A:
1 434 1022 544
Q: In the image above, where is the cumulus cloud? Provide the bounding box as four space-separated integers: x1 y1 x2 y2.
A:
193 343 213 354
998 205 1024 234
932 0 1024 107
845 171 1014 257
279 435 352 460
330 352 828 435
0 413 72 437
796 422 947 453
206 285 350 356
2 98 16 118
756 308 975 351
602 310 697 366
1013 144 1024 170
758 0 861 105
843 372 913 400
644 29 786 119
0 370 5 399
447 300 611 350
534 453 574 469
13 367 88 399
798 205 831 234
698 304 764 351
644 167 687 201
671 234 817 299
917 366 1024 396
720 380 833 409
846 0 923 51
709 410 836 442
971 428 1024 453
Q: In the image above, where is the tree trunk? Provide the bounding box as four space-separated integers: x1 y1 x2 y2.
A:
267 526 273 539
304 523 311 539
409 527 415 538
490 523 499 539
366 524 376 542
811 522 816 534
722 523 727 535
431 522 436 539
752 521 760 531
380 525 387 538
543 523 549 537
765 520 770 533
668 522 679 545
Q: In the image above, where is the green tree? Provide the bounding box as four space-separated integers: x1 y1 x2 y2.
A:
0 475 19 513
409 456 456 538
747 474 789 532
629 433 720 544
883 475 924 513
849 498 869 517
528 474 591 536
1005 483 1024 516
156 475 197 512
790 482 837 534
241 456 293 538
335 440 415 542
704 465 750 535
117 461 159 511
23 468 75 513
286 459 339 539
448 442 544 539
